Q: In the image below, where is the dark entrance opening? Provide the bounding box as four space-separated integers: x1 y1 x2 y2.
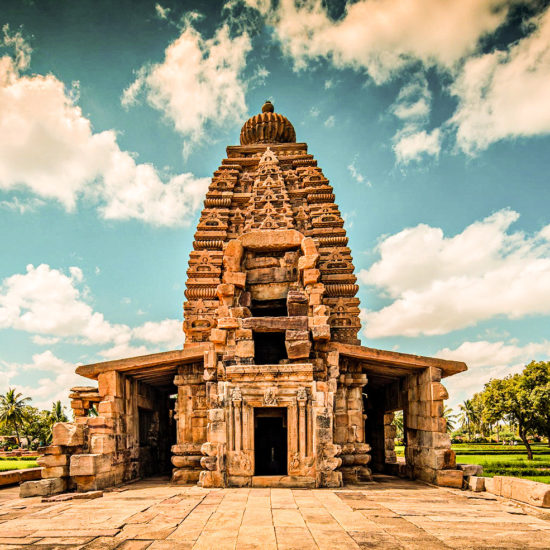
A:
254 407 288 475
253 332 286 364
250 298 287 317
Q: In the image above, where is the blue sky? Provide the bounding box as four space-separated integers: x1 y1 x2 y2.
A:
1 0 550 411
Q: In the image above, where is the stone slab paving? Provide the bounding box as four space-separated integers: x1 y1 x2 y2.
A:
0 475 549 549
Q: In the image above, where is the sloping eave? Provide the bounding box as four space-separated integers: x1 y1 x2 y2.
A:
330 342 467 380
75 343 212 386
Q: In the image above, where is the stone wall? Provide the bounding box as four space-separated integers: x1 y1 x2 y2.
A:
35 372 172 494
403 367 460 485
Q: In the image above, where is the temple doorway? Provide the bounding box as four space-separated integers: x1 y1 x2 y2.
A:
254 408 288 475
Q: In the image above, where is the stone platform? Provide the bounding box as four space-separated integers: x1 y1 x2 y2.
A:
1 476 549 549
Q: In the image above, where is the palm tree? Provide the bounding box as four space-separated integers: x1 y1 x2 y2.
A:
458 399 475 438
49 401 68 424
444 406 457 433
0 388 31 446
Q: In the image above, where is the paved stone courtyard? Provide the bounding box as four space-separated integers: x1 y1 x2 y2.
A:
1 476 549 549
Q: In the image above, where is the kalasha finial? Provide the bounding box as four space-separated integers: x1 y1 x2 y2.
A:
262 100 274 113
239 100 296 144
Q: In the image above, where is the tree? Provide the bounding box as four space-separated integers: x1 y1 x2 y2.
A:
0 388 31 445
483 375 537 459
392 410 404 440
49 401 69 424
443 406 457 433
22 406 53 446
522 361 550 447
458 399 478 438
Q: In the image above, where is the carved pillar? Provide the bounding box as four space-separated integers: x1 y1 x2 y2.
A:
234 396 242 453
298 388 307 458
228 399 234 451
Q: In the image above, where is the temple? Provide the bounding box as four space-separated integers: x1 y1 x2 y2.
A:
30 102 467 494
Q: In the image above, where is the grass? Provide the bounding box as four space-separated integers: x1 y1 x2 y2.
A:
394 443 550 484
0 457 39 471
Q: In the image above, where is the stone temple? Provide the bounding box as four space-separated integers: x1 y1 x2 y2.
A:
33 102 467 494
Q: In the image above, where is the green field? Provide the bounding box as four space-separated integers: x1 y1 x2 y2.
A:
395 443 550 484
0 457 39 472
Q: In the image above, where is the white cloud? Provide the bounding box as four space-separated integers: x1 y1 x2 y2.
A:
390 75 441 164
122 23 251 153
436 339 550 408
155 3 170 20
393 128 441 164
0 350 87 409
347 158 371 186
0 28 209 226
32 335 60 346
0 264 183 353
450 7 550 153
0 264 125 344
324 115 335 128
391 78 431 123
437 339 550 370
360 209 550 338
251 65 269 87
247 0 510 84
309 107 320 118
132 319 182 347
1 24 31 72
0 196 44 214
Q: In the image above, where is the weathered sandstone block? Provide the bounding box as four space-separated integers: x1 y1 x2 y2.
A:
241 229 303 251
70 454 111 476
493 476 550 507
301 237 317 256
172 455 202 468
302 268 320 286
236 339 254 358
37 454 69 468
98 371 123 398
217 317 240 329
52 423 84 447
468 476 485 492
90 434 116 454
298 254 319 270
285 340 311 359
20 477 65 497
210 328 227 344
242 316 308 332
435 469 463 488
41 466 69 478
223 271 246 288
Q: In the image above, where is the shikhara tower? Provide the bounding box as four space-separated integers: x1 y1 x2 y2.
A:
32 102 467 494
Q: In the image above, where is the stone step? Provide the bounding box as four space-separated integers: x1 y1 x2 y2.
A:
251 475 315 488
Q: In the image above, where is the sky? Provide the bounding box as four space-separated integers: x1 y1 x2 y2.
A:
1 0 550 412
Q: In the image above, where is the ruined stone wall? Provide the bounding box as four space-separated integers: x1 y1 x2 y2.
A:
38 372 171 493
404 367 458 485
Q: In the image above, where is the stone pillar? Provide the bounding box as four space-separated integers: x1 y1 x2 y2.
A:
404 367 461 486
298 389 307 458
384 413 397 464
172 364 205 485
234 395 242 453
335 367 371 484
312 381 342 488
